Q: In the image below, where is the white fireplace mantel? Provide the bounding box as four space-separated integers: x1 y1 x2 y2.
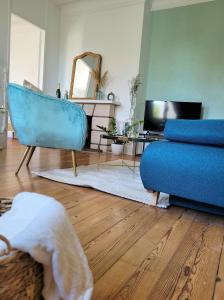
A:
69 99 120 105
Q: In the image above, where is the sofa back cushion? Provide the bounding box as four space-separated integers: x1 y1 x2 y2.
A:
164 119 224 146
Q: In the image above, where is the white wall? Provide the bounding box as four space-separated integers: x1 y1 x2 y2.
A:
11 0 60 95
59 0 145 121
44 0 61 95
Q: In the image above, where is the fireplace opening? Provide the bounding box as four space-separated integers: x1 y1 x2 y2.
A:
85 115 92 148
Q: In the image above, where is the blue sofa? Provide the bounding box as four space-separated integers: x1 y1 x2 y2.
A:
140 120 224 215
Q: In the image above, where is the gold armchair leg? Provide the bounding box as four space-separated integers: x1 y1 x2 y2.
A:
26 146 36 166
72 150 77 176
15 146 31 176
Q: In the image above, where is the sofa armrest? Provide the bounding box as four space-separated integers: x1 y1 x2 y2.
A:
164 120 224 146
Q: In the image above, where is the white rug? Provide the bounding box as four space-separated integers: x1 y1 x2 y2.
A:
33 160 169 207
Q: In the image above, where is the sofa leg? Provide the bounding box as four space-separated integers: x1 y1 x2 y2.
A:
15 146 31 175
150 191 160 206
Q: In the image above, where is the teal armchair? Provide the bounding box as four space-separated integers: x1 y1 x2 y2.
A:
7 83 87 176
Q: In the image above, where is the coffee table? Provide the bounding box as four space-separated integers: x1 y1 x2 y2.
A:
97 134 165 171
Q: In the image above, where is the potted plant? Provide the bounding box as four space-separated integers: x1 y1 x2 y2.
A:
97 117 126 155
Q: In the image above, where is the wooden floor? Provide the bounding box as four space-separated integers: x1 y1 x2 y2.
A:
1 139 224 300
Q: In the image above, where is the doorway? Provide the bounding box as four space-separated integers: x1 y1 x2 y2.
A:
8 14 45 137
9 13 45 89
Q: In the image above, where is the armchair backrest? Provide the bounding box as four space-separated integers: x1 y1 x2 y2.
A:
7 83 87 151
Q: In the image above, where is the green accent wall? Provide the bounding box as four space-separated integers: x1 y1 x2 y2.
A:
136 0 224 119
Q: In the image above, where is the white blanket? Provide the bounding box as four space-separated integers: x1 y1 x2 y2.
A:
0 192 93 300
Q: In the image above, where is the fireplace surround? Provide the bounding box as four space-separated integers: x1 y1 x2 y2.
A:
69 99 120 151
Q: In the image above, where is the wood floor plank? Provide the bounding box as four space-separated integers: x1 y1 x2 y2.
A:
75 200 142 245
85 206 165 281
146 213 215 300
121 206 185 267
58 189 101 209
117 209 199 299
92 260 141 300
213 235 224 300
97 210 199 299
92 207 184 300
69 194 124 224
170 224 223 300
93 211 219 300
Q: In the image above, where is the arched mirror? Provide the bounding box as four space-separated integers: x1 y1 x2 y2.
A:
69 52 102 99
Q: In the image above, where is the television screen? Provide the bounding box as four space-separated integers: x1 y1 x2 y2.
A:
143 100 202 132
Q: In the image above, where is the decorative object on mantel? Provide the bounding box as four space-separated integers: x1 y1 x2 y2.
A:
56 83 61 98
64 90 69 99
127 74 142 137
107 92 115 101
69 51 102 100
92 70 109 100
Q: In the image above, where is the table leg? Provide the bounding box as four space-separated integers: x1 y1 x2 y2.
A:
121 142 125 167
97 135 102 170
134 141 137 169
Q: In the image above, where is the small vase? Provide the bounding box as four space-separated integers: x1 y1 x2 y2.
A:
96 90 104 100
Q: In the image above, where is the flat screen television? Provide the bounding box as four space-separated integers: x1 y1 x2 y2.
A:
143 100 202 133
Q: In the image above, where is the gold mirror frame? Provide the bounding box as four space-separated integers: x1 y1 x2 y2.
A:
69 51 102 100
